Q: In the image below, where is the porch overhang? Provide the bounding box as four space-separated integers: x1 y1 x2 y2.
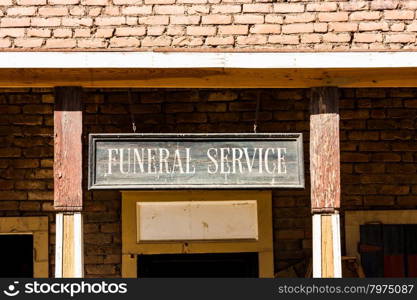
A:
0 51 417 88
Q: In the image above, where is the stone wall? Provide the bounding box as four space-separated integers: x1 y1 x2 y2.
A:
0 87 417 277
1 1 417 49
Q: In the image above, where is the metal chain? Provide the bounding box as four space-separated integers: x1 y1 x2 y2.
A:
253 91 261 133
127 89 137 133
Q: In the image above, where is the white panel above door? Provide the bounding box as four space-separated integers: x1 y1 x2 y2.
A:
136 200 258 242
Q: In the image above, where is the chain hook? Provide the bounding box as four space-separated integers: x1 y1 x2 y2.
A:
127 89 137 133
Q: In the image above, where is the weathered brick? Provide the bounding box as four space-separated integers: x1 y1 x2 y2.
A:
350 11 381 21
39 7 68 16
53 28 72 38
236 35 266 45
274 3 304 13
285 13 315 24
1 18 31 28
28 191 53 201
31 17 61 27
144 0 174 3
78 38 106 48
0 39 12 48
17 0 46 4
170 16 200 25
219 25 248 35
139 16 169 25
141 36 171 47
0 191 27 200
154 5 185 15
0 28 26 38
391 23 405 32
380 185 409 195
340 1 368 11
205 36 234 46
384 10 414 20
95 17 125 26
329 22 358 32
234 14 264 24
45 38 76 48
121 6 152 15
114 27 145 37
186 26 216 36
7 7 37 16
385 34 416 43
62 17 93 27
318 12 349 22
15 38 44 47
202 15 232 25
371 0 399 10
212 5 241 14
359 22 389 31
402 1 417 9
81 0 108 4
313 23 328 33
265 15 284 24
354 33 383 43
95 28 114 38
269 35 299 45
250 24 280 34
306 2 337 12
243 4 272 13
282 23 313 34
301 34 321 44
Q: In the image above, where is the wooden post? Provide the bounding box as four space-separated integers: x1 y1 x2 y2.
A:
54 87 84 278
310 87 342 278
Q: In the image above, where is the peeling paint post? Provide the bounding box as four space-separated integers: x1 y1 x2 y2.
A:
54 87 84 278
310 87 342 278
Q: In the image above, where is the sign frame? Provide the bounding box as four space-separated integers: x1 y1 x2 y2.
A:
88 133 304 190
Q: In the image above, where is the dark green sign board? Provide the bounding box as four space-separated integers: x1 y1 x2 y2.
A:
88 133 304 190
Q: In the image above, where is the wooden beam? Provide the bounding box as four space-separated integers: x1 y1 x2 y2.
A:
1 68 417 88
310 87 340 213
2 51 417 69
313 214 342 278
310 87 342 278
321 215 334 277
54 86 83 211
55 213 84 278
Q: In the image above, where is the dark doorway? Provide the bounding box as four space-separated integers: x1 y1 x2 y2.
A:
137 252 259 278
0 235 33 278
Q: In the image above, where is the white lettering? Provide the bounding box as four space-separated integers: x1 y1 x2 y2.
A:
232 148 244 174
207 148 218 174
185 148 195 174
264 148 276 174
172 149 184 174
133 148 144 173
220 148 231 174
159 148 170 174
119 148 130 174
106 149 118 175
277 148 287 174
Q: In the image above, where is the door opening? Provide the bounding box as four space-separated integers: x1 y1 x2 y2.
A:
0 235 33 278
359 224 417 277
137 252 259 278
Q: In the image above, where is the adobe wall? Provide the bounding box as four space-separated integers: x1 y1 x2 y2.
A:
1 1 417 49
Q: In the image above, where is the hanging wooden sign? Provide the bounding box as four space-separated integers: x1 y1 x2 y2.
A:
88 133 304 190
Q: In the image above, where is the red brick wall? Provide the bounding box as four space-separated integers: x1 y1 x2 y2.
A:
1 1 417 49
0 87 416 277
